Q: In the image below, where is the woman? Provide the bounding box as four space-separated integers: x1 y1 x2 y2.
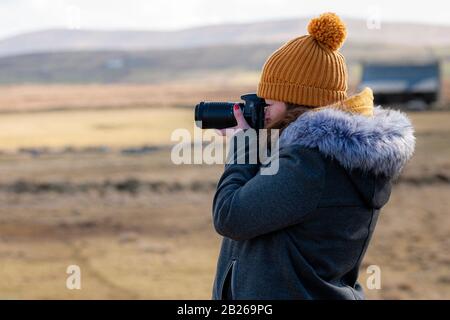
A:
211 13 416 300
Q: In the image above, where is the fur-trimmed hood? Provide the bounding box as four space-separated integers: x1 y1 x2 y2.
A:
278 93 416 179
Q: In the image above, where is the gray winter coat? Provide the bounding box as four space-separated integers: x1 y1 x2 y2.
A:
211 105 415 300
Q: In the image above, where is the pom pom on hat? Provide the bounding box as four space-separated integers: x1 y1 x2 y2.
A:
307 12 347 51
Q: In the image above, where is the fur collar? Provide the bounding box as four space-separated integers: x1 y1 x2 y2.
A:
278 106 416 178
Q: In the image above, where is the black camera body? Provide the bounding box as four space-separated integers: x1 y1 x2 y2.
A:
195 93 266 130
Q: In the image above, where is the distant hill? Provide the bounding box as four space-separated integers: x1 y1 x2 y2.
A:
0 41 446 85
1 17 450 57
0 44 277 84
0 17 449 85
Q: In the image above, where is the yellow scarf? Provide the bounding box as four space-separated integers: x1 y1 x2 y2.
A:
311 87 374 117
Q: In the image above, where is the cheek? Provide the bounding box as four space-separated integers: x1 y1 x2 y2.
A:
271 104 287 120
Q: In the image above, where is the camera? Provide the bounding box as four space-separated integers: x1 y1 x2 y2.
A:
195 93 266 130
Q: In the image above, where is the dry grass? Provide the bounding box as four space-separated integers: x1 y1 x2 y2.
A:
0 108 194 150
0 82 256 113
0 76 447 114
0 190 222 299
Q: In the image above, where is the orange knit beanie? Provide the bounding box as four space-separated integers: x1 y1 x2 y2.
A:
257 12 348 107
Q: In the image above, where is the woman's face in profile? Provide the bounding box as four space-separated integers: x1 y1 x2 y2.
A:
264 99 287 128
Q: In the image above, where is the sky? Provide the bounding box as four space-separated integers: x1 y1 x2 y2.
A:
0 0 449 39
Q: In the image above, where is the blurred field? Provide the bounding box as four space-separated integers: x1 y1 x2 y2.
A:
0 107 194 150
0 84 449 299
0 76 448 114
0 83 257 113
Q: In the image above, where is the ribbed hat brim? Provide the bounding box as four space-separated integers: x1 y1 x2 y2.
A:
257 81 347 107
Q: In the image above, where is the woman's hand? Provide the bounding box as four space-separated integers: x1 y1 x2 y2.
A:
215 104 251 136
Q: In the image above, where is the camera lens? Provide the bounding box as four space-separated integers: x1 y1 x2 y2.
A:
195 102 240 129
194 102 204 123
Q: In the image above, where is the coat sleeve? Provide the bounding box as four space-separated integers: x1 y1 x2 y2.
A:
212 132 326 241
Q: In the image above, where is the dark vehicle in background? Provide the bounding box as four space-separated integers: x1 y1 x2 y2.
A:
358 61 441 110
